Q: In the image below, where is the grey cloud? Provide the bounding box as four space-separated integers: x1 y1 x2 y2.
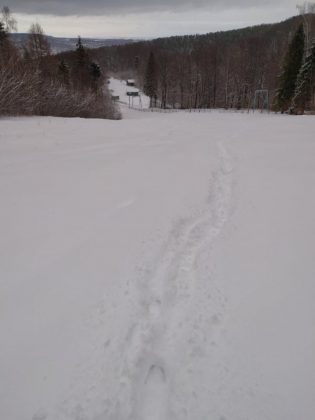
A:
8 0 283 16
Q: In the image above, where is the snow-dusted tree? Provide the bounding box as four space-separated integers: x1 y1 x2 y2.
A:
0 20 6 44
0 8 18 66
144 51 158 107
1 6 17 32
292 41 315 113
275 24 305 112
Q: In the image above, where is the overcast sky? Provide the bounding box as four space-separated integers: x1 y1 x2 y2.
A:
9 0 300 38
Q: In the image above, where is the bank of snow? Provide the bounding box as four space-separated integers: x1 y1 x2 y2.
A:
0 111 315 420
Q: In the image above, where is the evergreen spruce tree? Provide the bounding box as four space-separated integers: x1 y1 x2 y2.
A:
0 6 16 50
276 24 305 113
89 62 101 80
144 51 158 107
0 21 6 42
76 36 86 67
89 62 101 92
75 36 89 88
0 21 7 62
292 41 315 113
58 59 70 86
0 18 17 64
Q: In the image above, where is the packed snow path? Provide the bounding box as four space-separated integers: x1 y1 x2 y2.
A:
1 110 315 420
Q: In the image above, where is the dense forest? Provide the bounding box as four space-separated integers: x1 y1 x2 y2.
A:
90 14 315 112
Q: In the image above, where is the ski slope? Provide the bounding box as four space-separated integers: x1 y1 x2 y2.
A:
1 108 315 420
109 78 150 109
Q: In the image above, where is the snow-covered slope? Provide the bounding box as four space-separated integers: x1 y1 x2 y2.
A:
1 110 315 420
109 78 150 109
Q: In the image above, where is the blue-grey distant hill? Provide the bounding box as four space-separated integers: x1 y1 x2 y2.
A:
10 33 137 53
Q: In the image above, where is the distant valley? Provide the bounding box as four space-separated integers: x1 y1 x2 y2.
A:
10 33 137 53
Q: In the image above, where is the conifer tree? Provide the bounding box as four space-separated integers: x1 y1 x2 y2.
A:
76 36 87 67
275 24 305 112
0 13 17 64
144 51 158 107
89 62 101 80
75 36 89 89
89 62 101 92
292 41 315 113
58 59 70 86
0 21 7 67
0 20 6 44
0 6 16 52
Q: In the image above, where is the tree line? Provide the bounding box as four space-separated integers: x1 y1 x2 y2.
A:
95 14 315 113
0 7 118 119
1 8 315 117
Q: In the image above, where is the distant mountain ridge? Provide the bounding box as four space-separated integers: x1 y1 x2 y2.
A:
10 33 137 53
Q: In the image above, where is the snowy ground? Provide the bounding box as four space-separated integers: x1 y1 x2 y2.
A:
109 78 150 109
1 107 315 420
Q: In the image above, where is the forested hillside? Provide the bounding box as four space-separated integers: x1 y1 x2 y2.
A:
92 14 315 110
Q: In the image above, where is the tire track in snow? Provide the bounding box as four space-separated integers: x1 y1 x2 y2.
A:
114 138 234 420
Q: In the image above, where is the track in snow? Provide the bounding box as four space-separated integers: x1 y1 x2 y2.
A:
113 138 234 419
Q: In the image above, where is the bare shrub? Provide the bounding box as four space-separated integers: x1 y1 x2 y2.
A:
0 59 40 115
37 81 120 119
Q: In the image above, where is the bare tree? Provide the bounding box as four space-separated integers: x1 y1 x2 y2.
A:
27 23 51 60
297 2 315 14
0 58 41 115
